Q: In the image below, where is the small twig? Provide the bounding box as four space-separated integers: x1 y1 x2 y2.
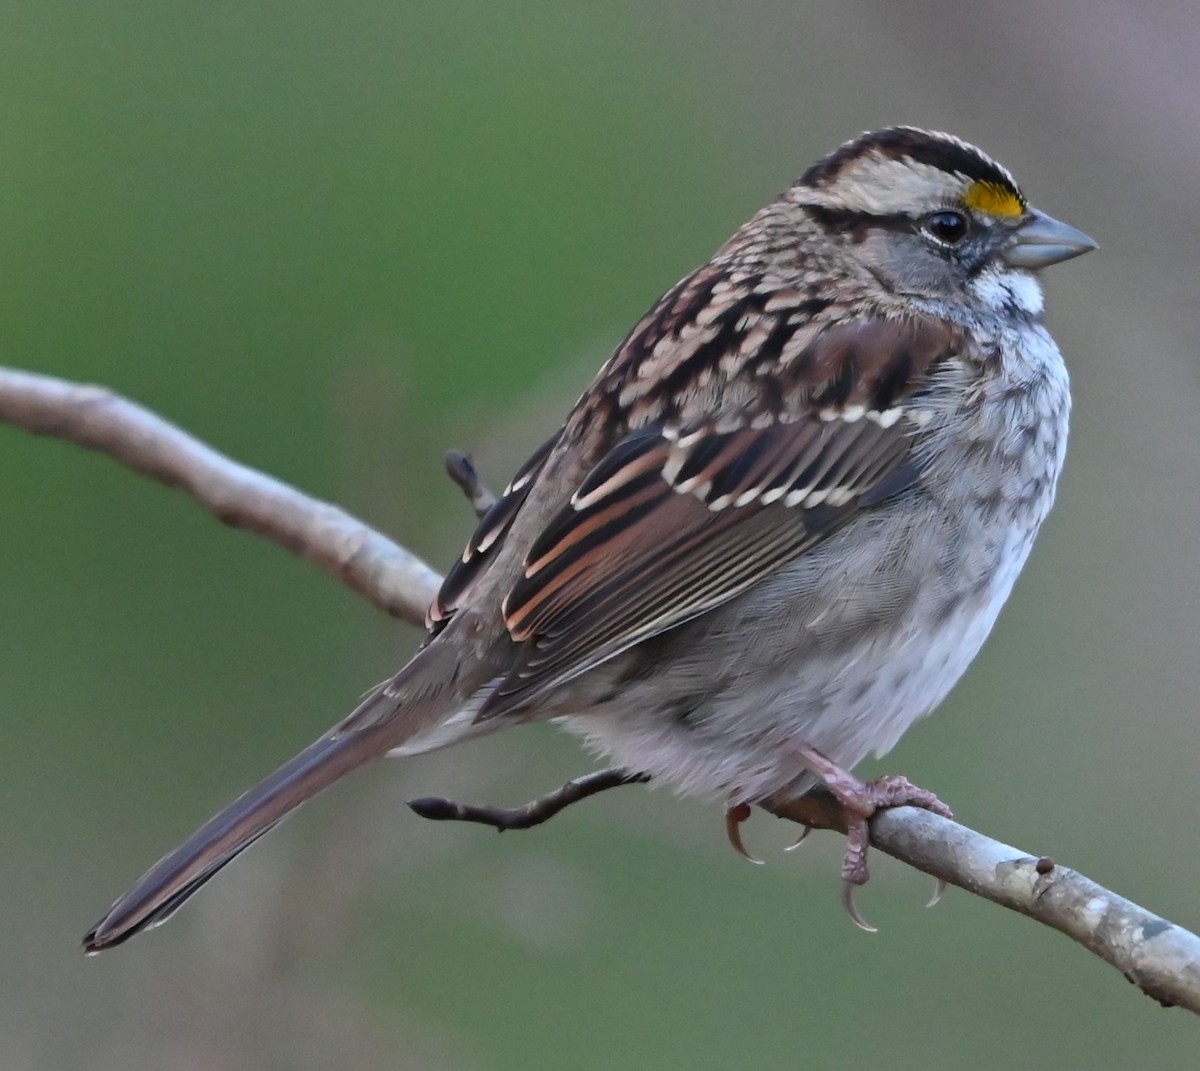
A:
408 768 650 831
444 450 497 518
0 367 440 625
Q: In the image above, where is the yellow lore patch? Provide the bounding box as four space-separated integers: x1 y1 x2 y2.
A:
962 180 1025 218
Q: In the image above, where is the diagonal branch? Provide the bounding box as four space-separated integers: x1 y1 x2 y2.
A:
3 364 1198 1014
0 366 440 625
761 791 1200 1013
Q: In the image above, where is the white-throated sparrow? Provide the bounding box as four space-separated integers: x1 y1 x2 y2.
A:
85 127 1095 951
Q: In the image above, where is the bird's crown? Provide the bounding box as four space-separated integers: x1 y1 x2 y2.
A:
795 126 1027 220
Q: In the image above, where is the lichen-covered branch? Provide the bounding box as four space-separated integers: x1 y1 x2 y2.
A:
762 792 1200 1013
2 364 1197 1014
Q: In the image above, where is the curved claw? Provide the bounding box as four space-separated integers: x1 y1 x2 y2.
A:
725 803 764 865
783 825 813 852
926 877 948 909
841 881 878 933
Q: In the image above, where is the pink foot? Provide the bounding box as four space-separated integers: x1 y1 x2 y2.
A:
791 745 953 931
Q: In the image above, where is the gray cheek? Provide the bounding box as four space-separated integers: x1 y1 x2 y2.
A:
860 231 964 295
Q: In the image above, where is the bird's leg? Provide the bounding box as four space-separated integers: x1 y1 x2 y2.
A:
790 744 952 931
408 768 650 832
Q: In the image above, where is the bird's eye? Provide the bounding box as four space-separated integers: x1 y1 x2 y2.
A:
923 210 970 245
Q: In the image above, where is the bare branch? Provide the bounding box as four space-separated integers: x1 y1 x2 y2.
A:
0 366 440 624
3 364 1198 1013
410 771 1200 1013
762 792 1200 1014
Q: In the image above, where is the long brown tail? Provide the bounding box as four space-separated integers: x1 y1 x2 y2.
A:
83 716 392 952
81 633 489 953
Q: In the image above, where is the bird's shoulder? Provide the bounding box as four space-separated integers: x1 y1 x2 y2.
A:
429 256 967 647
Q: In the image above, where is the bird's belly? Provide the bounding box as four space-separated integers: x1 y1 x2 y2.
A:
556 492 1041 804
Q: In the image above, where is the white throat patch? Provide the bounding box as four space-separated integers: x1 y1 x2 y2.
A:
970 268 1045 317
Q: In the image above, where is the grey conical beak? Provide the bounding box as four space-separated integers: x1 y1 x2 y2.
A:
1003 209 1097 269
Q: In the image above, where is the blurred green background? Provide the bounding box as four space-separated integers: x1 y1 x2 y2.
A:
4 2 1199 1068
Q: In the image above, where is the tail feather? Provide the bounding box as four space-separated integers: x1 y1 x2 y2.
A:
83 721 387 953
84 628 501 953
